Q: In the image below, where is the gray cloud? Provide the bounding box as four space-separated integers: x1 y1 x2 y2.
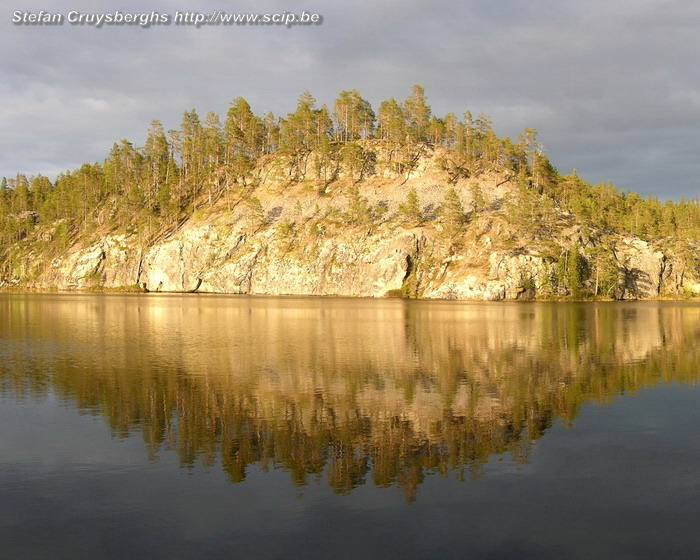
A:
1 0 698 199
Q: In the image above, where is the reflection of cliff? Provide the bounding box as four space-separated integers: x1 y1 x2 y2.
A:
1 295 699 501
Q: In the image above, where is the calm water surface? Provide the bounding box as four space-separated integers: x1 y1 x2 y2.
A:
1 294 699 559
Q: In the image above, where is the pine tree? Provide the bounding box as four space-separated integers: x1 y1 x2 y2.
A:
261 112 280 154
377 99 406 142
346 185 372 225
225 97 263 164
144 120 169 211
399 187 421 223
180 109 203 201
443 112 457 148
282 91 318 152
341 142 366 183
442 188 466 233
469 183 486 213
566 245 585 298
333 90 375 141
202 112 223 203
30 175 52 211
404 85 431 142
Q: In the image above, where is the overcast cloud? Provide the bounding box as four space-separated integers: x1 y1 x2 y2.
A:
2 0 699 199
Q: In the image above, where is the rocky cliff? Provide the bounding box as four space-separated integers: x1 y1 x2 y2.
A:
4 144 699 300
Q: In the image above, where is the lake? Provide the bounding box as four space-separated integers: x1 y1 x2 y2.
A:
1 294 699 559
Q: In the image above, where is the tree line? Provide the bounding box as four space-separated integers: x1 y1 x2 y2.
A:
1 85 699 277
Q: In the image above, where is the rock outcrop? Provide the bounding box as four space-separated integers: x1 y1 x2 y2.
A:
3 145 698 300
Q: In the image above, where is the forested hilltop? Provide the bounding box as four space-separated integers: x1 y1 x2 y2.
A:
2 86 699 299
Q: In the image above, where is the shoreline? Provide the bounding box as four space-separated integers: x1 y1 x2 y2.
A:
1 285 698 303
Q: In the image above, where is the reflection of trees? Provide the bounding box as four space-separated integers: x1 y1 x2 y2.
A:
1 296 699 502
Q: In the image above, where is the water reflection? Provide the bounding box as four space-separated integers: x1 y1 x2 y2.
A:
1 295 699 501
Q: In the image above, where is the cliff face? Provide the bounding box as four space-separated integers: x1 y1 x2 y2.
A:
5 145 699 300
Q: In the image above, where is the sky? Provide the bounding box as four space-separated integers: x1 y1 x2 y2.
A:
1 0 699 200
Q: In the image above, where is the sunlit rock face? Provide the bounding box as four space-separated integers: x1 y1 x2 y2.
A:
9 145 698 299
